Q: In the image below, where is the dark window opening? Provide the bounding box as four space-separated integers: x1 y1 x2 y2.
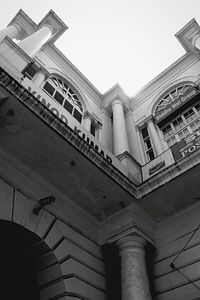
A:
141 126 155 162
142 127 149 139
22 62 39 80
54 91 64 105
73 109 82 123
90 123 96 136
43 82 55 96
64 100 73 114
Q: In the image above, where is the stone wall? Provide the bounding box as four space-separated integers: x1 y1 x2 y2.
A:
0 165 107 300
154 202 200 299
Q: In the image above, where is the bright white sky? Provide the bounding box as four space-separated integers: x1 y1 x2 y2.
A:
1 0 200 96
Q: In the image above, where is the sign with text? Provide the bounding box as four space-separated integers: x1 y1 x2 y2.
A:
171 129 200 161
154 87 198 124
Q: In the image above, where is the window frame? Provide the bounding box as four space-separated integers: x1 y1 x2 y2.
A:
43 76 84 123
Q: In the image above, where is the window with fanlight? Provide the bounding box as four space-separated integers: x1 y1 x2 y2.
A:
43 76 83 123
155 84 200 147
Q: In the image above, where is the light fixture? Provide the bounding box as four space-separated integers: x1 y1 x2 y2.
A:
33 196 55 215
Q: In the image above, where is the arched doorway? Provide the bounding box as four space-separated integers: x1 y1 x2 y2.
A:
0 220 63 300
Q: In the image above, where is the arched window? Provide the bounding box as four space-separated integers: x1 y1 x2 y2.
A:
154 84 200 147
43 75 83 123
155 84 193 113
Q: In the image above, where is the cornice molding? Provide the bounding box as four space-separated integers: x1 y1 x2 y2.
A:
0 68 140 201
37 9 68 44
41 45 102 105
102 83 130 110
175 18 200 54
8 9 37 39
131 53 198 109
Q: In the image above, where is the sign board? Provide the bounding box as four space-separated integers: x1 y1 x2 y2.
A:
154 87 198 124
171 129 200 161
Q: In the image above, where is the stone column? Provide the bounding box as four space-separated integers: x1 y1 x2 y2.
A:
117 235 151 300
32 70 46 87
0 24 21 43
83 111 92 132
99 108 112 151
95 123 102 141
18 25 53 57
147 118 164 156
112 99 130 156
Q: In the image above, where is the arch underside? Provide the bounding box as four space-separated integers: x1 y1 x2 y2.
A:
0 172 106 300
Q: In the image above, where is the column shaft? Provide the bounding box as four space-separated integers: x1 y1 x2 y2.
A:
99 109 112 151
83 111 92 132
117 235 151 300
147 119 164 155
18 26 52 57
112 99 130 156
126 111 142 162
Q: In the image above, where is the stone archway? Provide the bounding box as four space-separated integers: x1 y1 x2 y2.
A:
0 220 64 300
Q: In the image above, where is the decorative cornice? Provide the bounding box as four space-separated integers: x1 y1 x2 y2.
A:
42 45 102 103
131 53 198 109
37 10 68 44
175 18 200 53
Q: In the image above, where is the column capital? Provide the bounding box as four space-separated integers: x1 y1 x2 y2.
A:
111 98 123 107
10 23 22 34
42 23 54 35
117 234 146 254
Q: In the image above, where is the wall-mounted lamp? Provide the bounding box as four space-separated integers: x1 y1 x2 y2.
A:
33 196 55 215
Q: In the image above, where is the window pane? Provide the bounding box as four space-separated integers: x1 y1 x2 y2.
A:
90 123 96 136
43 82 55 96
184 109 195 123
73 109 82 123
162 124 173 138
145 139 152 150
148 150 155 161
64 100 73 114
195 102 200 112
178 128 189 140
54 91 64 105
173 117 184 131
141 127 148 139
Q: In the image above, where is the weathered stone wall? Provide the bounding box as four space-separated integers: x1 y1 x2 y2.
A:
154 202 200 299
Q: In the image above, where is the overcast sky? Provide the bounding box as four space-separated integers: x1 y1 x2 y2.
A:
1 0 200 96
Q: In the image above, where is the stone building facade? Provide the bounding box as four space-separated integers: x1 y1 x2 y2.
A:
0 9 200 300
